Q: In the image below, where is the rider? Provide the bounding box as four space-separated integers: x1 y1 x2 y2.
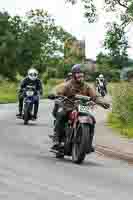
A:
52 72 72 118
16 68 43 119
96 74 107 94
50 64 110 151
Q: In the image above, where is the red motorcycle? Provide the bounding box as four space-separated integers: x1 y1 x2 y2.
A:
49 95 96 164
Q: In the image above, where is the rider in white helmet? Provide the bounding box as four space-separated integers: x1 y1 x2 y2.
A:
96 74 107 94
16 68 43 119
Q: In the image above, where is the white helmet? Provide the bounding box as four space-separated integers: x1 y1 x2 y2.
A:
99 74 104 79
28 68 38 81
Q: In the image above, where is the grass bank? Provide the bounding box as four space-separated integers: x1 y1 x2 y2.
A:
108 82 133 138
0 81 17 103
0 79 64 103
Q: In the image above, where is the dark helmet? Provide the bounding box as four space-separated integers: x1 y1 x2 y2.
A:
71 64 85 74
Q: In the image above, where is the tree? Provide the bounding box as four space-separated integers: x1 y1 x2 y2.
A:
66 0 133 24
0 9 77 80
104 22 128 69
0 11 21 80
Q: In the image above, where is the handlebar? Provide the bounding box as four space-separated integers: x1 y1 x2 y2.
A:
48 94 93 103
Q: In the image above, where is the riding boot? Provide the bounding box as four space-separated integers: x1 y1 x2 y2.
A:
33 101 39 119
16 98 23 117
87 125 95 153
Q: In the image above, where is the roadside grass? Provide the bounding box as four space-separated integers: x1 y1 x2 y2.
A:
0 79 64 103
0 81 17 103
108 113 133 138
107 82 133 138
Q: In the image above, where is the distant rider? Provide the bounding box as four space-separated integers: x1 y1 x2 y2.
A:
16 68 43 119
96 74 107 94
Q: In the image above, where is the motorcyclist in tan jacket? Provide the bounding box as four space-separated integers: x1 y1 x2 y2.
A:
50 64 110 151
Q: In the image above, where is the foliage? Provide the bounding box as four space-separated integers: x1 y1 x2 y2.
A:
44 78 64 98
104 22 128 69
108 113 133 138
108 82 133 138
0 81 17 103
66 0 133 24
0 9 75 80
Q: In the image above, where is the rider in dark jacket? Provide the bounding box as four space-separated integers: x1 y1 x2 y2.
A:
16 68 43 119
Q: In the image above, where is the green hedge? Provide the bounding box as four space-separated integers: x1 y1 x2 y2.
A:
43 78 64 98
0 81 17 103
108 82 133 138
0 79 64 103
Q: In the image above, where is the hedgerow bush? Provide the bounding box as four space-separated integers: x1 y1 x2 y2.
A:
108 82 133 137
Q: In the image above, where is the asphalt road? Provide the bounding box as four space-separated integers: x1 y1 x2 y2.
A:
0 100 132 200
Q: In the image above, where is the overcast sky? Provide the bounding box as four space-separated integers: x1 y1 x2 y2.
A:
0 0 133 59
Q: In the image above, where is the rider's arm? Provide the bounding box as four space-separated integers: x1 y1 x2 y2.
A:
38 79 43 95
87 85 109 108
19 78 27 93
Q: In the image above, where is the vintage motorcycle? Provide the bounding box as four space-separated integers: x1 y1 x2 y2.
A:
49 94 96 164
17 85 39 125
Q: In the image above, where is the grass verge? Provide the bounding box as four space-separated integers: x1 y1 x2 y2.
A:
108 112 133 139
0 81 17 103
0 79 64 103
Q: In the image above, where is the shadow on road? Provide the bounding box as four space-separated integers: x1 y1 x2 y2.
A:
15 121 50 127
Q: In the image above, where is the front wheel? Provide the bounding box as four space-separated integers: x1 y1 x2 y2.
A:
101 90 105 97
72 124 90 164
23 103 30 125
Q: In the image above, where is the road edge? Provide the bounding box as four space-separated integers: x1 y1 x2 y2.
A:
96 145 133 164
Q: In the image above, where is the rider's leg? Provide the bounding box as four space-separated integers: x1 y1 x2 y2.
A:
33 96 39 119
51 109 67 149
52 101 60 118
16 95 23 117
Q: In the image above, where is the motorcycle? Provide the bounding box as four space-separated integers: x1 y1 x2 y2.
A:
49 94 96 164
97 81 106 97
18 85 39 125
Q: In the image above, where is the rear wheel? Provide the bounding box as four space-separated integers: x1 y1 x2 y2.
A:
72 124 90 164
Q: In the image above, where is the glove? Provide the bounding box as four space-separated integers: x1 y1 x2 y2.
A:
102 102 110 109
48 94 56 100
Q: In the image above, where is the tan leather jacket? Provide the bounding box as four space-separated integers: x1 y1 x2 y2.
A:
53 79 107 111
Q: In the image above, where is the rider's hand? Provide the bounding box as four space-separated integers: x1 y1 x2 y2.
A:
102 102 110 109
48 94 56 100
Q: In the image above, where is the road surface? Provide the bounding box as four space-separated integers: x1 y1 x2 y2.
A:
0 100 132 200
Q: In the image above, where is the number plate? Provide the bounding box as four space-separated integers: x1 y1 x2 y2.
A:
78 105 90 113
26 91 34 96
78 105 95 116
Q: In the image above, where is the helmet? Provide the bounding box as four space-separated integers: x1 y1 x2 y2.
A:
71 64 85 74
99 74 104 79
28 68 38 81
71 64 85 84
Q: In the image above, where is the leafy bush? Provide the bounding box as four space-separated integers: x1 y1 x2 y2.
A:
108 113 133 138
108 82 133 137
43 78 64 98
0 81 17 103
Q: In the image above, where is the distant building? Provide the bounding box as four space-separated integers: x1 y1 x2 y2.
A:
64 39 85 63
